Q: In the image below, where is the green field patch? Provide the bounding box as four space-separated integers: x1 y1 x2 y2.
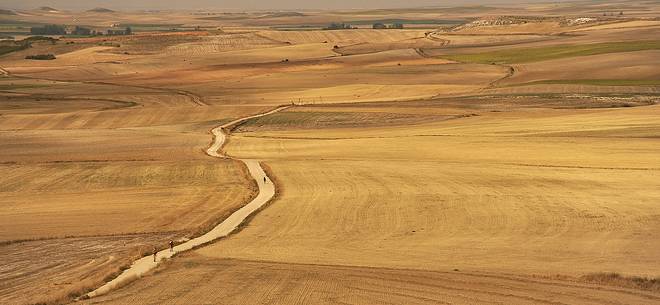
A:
0 84 50 90
238 110 452 130
242 111 351 127
271 26 323 31
443 40 660 64
0 79 51 90
520 79 660 86
0 44 28 56
117 23 185 32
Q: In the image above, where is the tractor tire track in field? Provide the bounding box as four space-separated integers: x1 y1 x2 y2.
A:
0 66 206 107
85 106 288 298
84 257 660 305
488 64 515 88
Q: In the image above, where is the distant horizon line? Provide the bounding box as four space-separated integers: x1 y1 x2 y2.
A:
1 4 511 12
0 0 581 13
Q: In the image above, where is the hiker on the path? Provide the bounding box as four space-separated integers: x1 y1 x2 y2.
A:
153 247 157 262
169 240 174 252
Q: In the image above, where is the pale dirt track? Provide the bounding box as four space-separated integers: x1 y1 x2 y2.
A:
86 107 287 298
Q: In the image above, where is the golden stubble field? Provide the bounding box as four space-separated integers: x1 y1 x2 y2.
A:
86 100 660 305
0 40 273 303
209 103 660 275
0 77 266 303
1 1 660 304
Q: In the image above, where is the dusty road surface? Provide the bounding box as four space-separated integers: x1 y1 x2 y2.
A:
87 108 285 297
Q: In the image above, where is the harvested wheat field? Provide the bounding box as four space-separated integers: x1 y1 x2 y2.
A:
210 103 660 275
1 1 660 304
85 254 660 305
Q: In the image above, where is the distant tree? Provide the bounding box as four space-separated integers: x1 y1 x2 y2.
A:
619 11 623 16
45 24 66 35
107 29 128 35
389 23 404 29
72 26 91 36
25 54 56 60
23 36 57 43
325 23 354 30
30 24 66 35
373 23 387 29
125 26 132 35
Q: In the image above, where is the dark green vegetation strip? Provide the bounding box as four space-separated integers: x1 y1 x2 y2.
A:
0 83 51 90
0 36 58 56
520 79 660 86
345 19 466 25
119 23 183 28
239 111 440 129
0 45 24 55
444 40 660 64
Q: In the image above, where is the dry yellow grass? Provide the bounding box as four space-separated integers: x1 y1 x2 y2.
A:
570 20 660 32
257 29 429 45
165 33 285 55
0 69 266 305
83 253 660 305
2 4 660 304
1 234 172 305
194 103 660 279
0 160 254 241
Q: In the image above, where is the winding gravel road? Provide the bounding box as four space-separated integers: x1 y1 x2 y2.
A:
87 106 288 298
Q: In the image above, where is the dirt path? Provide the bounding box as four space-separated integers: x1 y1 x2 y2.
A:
85 106 288 298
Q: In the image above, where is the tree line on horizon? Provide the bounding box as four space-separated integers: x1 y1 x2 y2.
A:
30 25 132 36
324 22 405 30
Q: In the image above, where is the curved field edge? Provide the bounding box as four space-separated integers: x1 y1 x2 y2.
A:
510 79 660 87
440 40 660 64
82 256 660 305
